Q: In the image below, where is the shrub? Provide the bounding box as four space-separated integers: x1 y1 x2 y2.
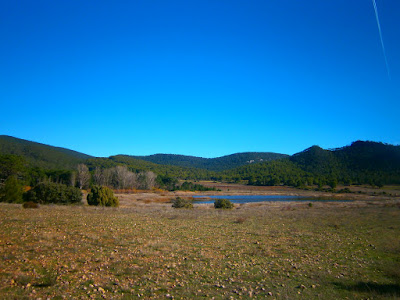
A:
172 197 193 209
24 182 82 205
0 175 24 203
175 181 217 192
23 201 39 209
87 185 119 207
214 198 234 209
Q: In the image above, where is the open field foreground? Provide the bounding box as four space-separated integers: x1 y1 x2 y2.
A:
1 199 400 299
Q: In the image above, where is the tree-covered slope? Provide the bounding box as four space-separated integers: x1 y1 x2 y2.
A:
289 141 400 183
222 158 311 186
223 141 400 186
1 136 399 186
130 152 288 171
86 155 217 180
334 141 400 172
0 135 92 170
290 145 344 177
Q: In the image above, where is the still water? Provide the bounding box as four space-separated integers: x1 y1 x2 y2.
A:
192 195 352 204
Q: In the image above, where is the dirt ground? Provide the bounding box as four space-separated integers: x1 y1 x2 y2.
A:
2 183 400 299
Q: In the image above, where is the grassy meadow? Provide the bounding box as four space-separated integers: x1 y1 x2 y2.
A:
1 199 400 299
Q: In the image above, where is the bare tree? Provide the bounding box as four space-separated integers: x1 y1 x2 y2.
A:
77 164 90 189
93 168 104 186
114 166 131 189
127 171 138 189
103 168 113 187
135 171 156 190
144 171 157 189
96 167 157 190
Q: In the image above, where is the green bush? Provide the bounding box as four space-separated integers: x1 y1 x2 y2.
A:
214 198 234 209
172 197 193 208
87 185 119 207
0 175 24 203
24 182 82 205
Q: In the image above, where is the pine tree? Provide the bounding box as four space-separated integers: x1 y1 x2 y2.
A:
0 175 23 203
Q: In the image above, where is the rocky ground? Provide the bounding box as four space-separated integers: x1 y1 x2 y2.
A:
1 185 400 299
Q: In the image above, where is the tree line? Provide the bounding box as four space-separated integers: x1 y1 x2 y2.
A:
77 164 157 190
2 140 400 203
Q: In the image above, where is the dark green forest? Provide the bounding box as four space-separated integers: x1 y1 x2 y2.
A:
221 141 400 187
0 135 91 169
1 136 400 195
130 152 288 171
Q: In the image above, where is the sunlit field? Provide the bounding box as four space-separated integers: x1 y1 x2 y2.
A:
1 199 400 299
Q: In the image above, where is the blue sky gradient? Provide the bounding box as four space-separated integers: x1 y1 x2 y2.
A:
1 0 399 157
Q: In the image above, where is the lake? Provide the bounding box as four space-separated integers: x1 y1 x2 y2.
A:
192 195 352 204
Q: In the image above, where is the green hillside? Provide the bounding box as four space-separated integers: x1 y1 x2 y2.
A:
291 141 400 184
334 141 400 172
130 152 288 171
1 136 399 187
0 135 92 170
86 155 217 180
225 141 400 186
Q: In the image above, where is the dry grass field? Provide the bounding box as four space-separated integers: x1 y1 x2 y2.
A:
1 189 400 299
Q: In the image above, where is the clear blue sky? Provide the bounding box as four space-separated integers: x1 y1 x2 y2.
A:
1 0 399 158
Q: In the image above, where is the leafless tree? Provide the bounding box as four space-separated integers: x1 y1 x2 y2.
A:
77 164 90 189
95 166 157 190
126 171 138 189
144 171 156 189
93 168 104 186
114 165 131 189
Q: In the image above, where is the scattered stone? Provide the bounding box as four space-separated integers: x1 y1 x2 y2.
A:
298 284 306 289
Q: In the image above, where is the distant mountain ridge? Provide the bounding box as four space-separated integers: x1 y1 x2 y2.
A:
0 135 288 171
290 141 400 174
222 140 400 186
1 136 399 185
129 152 289 171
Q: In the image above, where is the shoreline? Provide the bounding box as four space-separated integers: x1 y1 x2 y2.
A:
113 184 400 209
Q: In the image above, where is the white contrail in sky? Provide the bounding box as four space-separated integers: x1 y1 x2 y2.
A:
372 0 391 79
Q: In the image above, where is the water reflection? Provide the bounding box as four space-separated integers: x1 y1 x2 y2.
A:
192 195 352 204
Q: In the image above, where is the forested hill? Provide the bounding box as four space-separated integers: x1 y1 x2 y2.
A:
1 136 399 186
0 135 92 170
223 141 400 186
0 135 286 173
289 141 400 184
290 141 400 174
129 152 289 171
333 141 400 172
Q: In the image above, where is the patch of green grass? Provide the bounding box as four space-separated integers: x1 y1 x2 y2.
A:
33 267 58 287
